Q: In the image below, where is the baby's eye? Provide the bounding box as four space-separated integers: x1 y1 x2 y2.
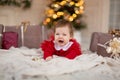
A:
55 33 59 35
63 34 66 36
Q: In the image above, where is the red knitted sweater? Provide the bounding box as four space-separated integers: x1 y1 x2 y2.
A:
41 39 82 60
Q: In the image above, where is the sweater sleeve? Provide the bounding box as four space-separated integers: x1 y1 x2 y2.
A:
65 39 82 59
40 40 55 59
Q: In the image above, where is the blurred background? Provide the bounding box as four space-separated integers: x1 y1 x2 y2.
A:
0 0 119 49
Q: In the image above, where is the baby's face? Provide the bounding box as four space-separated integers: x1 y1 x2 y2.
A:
54 26 72 46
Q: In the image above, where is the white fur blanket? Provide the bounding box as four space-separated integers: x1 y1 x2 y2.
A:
0 47 120 80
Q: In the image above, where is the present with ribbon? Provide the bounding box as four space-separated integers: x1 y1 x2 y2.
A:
17 21 30 46
16 21 43 48
106 37 120 58
97 36 120 58
96 33 113 57
0 22 42 48
0 24 4 48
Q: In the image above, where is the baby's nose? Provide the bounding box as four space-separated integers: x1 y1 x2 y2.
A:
59 34 63 38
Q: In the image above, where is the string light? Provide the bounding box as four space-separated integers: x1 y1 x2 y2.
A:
52 14 58 19
60 1 67 6
42 0 85 30
69 1 74 6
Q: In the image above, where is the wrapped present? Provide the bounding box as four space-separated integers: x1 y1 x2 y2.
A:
1 22 44 48
18 21 43 48
0 24 4 48
2 32 18 49
23 25 43 48
97 35 120 58
19 21 30 46
97 32 113 57
89 32 113 57
106 37 120 58
3 25 21 47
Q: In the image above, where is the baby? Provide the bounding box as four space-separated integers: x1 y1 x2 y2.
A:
41 20 82 61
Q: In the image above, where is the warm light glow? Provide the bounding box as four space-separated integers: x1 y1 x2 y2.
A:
54 3 59 8
79 9 84 14
43 18 51 25
80 6 84 10
75 10 80 14
65 0 70 1
72 14 77 18
68 16 74 21
69 1 74 6
60 1 66 6
79 0 84 6
46 18 51 22
57 12 64 16
46 9 54 17
52 14 57 19
75 3 79 7
47 9 54 14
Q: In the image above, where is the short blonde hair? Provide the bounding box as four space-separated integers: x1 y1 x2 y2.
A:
53 20 74 37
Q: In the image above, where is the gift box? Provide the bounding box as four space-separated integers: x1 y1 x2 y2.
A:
4 25 21 47
21 25 42 48
1 25 43 48
2 32 18 49
97 33 113 57
90 32 113 57
0 24 4 48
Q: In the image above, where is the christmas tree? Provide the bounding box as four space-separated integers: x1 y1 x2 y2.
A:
42 0 86 30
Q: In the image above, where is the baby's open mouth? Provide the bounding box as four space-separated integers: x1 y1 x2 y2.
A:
58 40 64 43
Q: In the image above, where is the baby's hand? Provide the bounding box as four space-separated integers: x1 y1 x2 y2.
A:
46 56 52 61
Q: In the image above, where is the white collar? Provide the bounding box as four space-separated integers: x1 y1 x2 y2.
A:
54 41 73 51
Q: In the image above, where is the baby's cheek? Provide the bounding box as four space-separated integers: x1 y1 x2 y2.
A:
54 35 59 39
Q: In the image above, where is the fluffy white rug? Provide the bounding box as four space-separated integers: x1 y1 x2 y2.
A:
0 47 120 80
